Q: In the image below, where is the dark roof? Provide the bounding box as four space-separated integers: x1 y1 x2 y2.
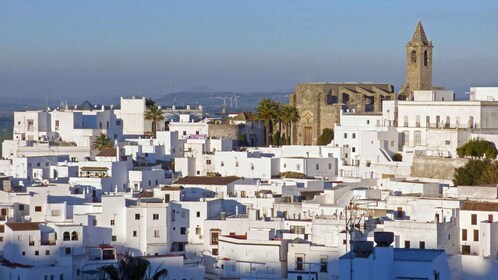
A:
461 201 498 212
6 222 40 231
174 176 240 186
79 100 94 110
96 148 117 157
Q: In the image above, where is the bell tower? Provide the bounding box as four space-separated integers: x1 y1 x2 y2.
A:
400 21 433 100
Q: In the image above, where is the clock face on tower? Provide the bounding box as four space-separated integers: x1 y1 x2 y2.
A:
303 90 313 105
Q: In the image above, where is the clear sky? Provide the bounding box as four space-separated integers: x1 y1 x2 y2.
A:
1 0 497 98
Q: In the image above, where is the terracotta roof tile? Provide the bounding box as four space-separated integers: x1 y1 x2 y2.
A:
6 222 40 231
96 148 117 157
461 201 498 212
173 176 240 186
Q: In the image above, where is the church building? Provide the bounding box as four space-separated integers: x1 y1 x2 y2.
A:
290 21 433 145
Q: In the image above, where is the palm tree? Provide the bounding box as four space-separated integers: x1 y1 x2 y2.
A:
144 104 164 138
255 98 279 146
92 133 113 151
280 104 300 145
99 256 168 280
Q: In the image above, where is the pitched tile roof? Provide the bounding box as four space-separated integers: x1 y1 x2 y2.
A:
96 148 117 157
173 176 240 186
461 201 498 212
6 222 40 231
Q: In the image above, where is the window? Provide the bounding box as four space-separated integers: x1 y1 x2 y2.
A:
116 120 121 126
206 160 211 165
414 131 421 146
344 133 347 139
133 231 137 237
315 164 319 170
403 131 409 146
404 240 410 248
352 133 356 139
71 231 78 241
445 140 451 145
352 147 356 152
22 251 25 255
489 214 494 223
296 256 304 270
462 245 471 255
424 50 428 66
164 194 170 203
474 230 479 241
471 214 477 225
196 226 201 235
93 219 97 226
55 120 60 130
135 214 140 220
65 247 71 255
426 116 430 127
180 227 186 235
110 220 115 226
220 161 224 167
0 225 4 233
63 232 70 241
403 115 408 127
212 248 218 255
462 229 467 241
45 250 50 255
211 231 219 245
320 256 328 272
154 230 160 238
296 164 300 171
153 214 159 220
290 226 305 234
112 236 117 241
419 241 425 249
35 206 42 212
366 120 370 124
183 131 186 136
196 211 201 217
35 250 39 256
328 163 332 169
411 50 416 63
235 162 239 167
415 115 420 127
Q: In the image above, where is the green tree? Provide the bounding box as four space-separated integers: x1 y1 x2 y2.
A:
145 98 156 109
99 256 168 280
144 104 164 138
317 128 334 145
255 98 279 146
456 138 497 159
280 105 300 145
477 161 498 185
92 133 114 151
453 159 490 186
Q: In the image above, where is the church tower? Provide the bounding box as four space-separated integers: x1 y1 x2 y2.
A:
400 21 433 100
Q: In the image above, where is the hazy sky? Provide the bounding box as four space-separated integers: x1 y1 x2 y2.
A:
1 0 498 98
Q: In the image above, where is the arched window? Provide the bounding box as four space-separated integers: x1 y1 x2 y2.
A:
63 231 70 241
411 50 417 63
71 231 78 241
424 50 429 66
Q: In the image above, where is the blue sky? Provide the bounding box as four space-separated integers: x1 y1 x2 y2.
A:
0 0 497 98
